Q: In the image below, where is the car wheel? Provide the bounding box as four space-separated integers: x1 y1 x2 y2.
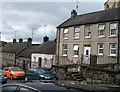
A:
10 75 14 80
25 76 28 81
39 77 42 81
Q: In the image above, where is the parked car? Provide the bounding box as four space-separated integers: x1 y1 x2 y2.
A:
0 81 82 92
0 69 7 84
25 68 58 81
2 67 25 80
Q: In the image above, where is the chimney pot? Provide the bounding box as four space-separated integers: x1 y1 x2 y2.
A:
19 38 23 43
71 9 77 18
27 37 32 46
43 36 49 42
13 39 16 43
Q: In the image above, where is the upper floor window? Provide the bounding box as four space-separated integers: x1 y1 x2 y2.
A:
62 44 67 56
109 43 117 56
98 43 104 55
73 44 79 57
109 22 117 36
74 27 80 39
63 28 68 39
84 25 91 38
98 24 105 37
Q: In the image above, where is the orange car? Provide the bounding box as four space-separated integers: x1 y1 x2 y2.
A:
2 67 25 80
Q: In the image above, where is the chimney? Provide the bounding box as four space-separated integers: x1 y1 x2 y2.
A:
19 38 23 43
71 9 77 18
13 39 16 43
43 36 49 42
27 37 32 46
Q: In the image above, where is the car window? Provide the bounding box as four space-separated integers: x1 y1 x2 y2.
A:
19 87 39 92
0 85 18 92
4 68 9 71
0 70 2 75
11 67 21 71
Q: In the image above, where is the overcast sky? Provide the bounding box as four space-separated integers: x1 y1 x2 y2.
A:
1 0 107 44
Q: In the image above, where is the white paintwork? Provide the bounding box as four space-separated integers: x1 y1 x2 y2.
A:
83 46 91 64
31 53 55 68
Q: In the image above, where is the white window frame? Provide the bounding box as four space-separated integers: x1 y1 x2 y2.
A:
63 28 68 39
62 44 67 56
73 44 79 57
109 22 117 37
34 57 36 62
98 43 104 55
84 25 91 38
109 43 117 56
98 24 105 37
74 27 80 39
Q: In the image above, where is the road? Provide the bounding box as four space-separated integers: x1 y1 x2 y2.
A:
7 78 25 84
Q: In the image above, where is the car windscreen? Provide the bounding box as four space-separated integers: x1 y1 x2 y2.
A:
37 69 46 74
11 67 21 71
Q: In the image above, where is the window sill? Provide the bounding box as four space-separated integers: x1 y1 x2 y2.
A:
84 36 91 39
108 35 117 38
98 36 105 38
63 38 68 40
73 37 79 40
108 54 117 57
72 55 79 58
62 54 67 57
96 54 104 56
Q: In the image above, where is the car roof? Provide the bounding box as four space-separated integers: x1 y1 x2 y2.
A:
0 83 41 92
22 81 81 92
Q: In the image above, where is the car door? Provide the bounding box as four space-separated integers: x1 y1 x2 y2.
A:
3 68 10 78
32 69 40 80
26 69 34 80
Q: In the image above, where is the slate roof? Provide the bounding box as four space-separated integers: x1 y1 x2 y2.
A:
33 41 56 54
2 42 28 54
57 8 120 28
17 45 39 58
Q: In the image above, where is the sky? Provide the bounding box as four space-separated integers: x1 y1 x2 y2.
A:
1 0 107 44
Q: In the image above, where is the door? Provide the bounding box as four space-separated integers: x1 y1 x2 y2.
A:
38 58 42 67
83 46 91 64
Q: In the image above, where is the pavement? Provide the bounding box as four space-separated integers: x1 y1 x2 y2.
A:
55 80 120 92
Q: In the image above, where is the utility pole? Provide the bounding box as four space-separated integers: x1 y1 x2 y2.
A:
44 25 47 36
76 0 79 12
0 32 1 41
15 31 17 39
32 28 34 40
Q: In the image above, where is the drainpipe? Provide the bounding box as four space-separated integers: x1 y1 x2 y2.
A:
117 20 120 64
57 28 60 65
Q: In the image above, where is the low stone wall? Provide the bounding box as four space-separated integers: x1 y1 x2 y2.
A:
81 65 120 85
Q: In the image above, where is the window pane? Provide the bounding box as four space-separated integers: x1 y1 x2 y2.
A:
110 23 117 29
111 29 116 35
85 25 91 37
73 45 79 50
99 24 105 30
99 30 104 36
98 44 104 54
110 43 116 55
64 29 68 33
63 44 67 55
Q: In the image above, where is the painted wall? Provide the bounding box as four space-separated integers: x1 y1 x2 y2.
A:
31 53 55 68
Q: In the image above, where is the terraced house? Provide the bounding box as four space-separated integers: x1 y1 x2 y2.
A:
56 0 120 69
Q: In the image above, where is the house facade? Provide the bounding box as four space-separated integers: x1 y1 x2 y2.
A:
17 45 39 70
2 38 32 67
31 41 56 69
56 1 120 66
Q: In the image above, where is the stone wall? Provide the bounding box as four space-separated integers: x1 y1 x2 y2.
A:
81 65 120 85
